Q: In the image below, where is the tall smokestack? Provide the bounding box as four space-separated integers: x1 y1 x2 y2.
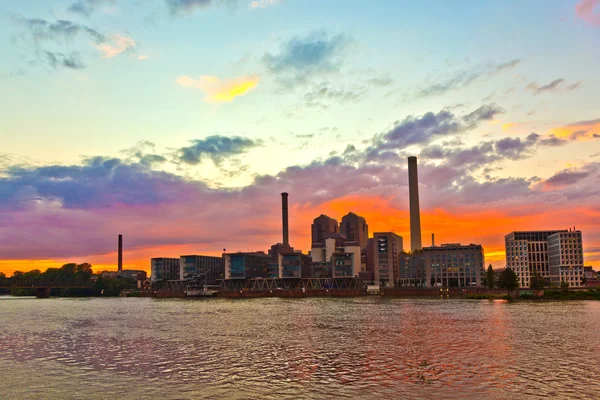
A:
408 156 422 252
432 233 435 247
118 234 123 273
281 192 289 245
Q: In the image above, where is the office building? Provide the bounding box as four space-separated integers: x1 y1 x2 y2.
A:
278 252 312 279
372 232 403 287
224 252 272 279
423 244 485 287
151 258 180 282
548 230 584 287
180 255 224 284
340 212 369 249
505 229 577 288
398 252 426 287
311 214 339 245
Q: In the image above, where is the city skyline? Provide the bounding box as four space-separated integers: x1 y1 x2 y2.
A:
1 0 600 274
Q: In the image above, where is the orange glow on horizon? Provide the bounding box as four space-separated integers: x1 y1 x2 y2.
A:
2 194 599 275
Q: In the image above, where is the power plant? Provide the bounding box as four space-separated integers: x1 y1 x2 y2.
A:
408 156 422 252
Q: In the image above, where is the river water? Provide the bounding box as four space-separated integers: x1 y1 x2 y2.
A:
0 297 599 399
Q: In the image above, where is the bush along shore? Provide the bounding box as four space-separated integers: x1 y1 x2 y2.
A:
466 288 600 301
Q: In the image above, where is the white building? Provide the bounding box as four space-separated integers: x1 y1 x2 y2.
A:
548 230 584 287
505 229 584 288
310 233 361 278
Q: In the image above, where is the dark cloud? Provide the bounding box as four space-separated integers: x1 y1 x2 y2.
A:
363 104 503 162
68 0 114 17
415 59 521 98
526 79 582 95
304 84 365 108
165 0 236 15
119 141 167 167
494 132 540 160
262 32 350 83
45 51 85 70
15 16 106 44
11 16 131 72
544 169 591 188
420 132 568 170
176 135 260 166
0 157 198 211
365 74 393 87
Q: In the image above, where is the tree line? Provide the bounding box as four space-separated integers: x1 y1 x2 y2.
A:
0 263 136 297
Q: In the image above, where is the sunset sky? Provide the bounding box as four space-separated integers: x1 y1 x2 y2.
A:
1 0 599 275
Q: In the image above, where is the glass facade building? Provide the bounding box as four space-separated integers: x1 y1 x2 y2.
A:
224 252 272 279
423 244 485 287
179 255 224 284
398 252 426 287
150 258 180 282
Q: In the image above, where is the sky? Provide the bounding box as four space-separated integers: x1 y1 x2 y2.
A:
1 0 599 275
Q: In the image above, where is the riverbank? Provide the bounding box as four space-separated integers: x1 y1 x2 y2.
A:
466 288 600 301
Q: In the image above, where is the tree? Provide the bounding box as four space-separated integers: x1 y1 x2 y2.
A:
498 268 519 293
561 280 569 290
530 272 546 290
486 265 495 289
75 263 93 281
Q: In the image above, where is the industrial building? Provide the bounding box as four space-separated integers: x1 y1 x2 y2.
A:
311 214 339 245
340 212 369 249
310 233 362 278
150 258 180 282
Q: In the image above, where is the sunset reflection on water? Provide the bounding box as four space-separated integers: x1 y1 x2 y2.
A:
0 297 599 399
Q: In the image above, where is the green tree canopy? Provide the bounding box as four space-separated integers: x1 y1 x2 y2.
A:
530 272 546 290
498 268 519 292
486 265 495 289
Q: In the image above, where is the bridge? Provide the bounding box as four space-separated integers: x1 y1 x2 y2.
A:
0 280 95 298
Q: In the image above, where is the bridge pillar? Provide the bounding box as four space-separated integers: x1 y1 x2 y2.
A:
35 287 51 298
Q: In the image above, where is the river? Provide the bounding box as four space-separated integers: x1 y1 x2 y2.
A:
0 296 599 399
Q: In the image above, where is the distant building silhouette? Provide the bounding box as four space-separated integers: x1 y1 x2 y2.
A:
340 212 369 249
311 214 338 245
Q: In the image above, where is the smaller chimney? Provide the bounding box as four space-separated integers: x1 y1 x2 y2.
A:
432 233 435 247
118 234 123 273
281 192 289 246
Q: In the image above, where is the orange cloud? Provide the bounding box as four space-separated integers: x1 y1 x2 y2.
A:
551 119 600 141
176 75 259 103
